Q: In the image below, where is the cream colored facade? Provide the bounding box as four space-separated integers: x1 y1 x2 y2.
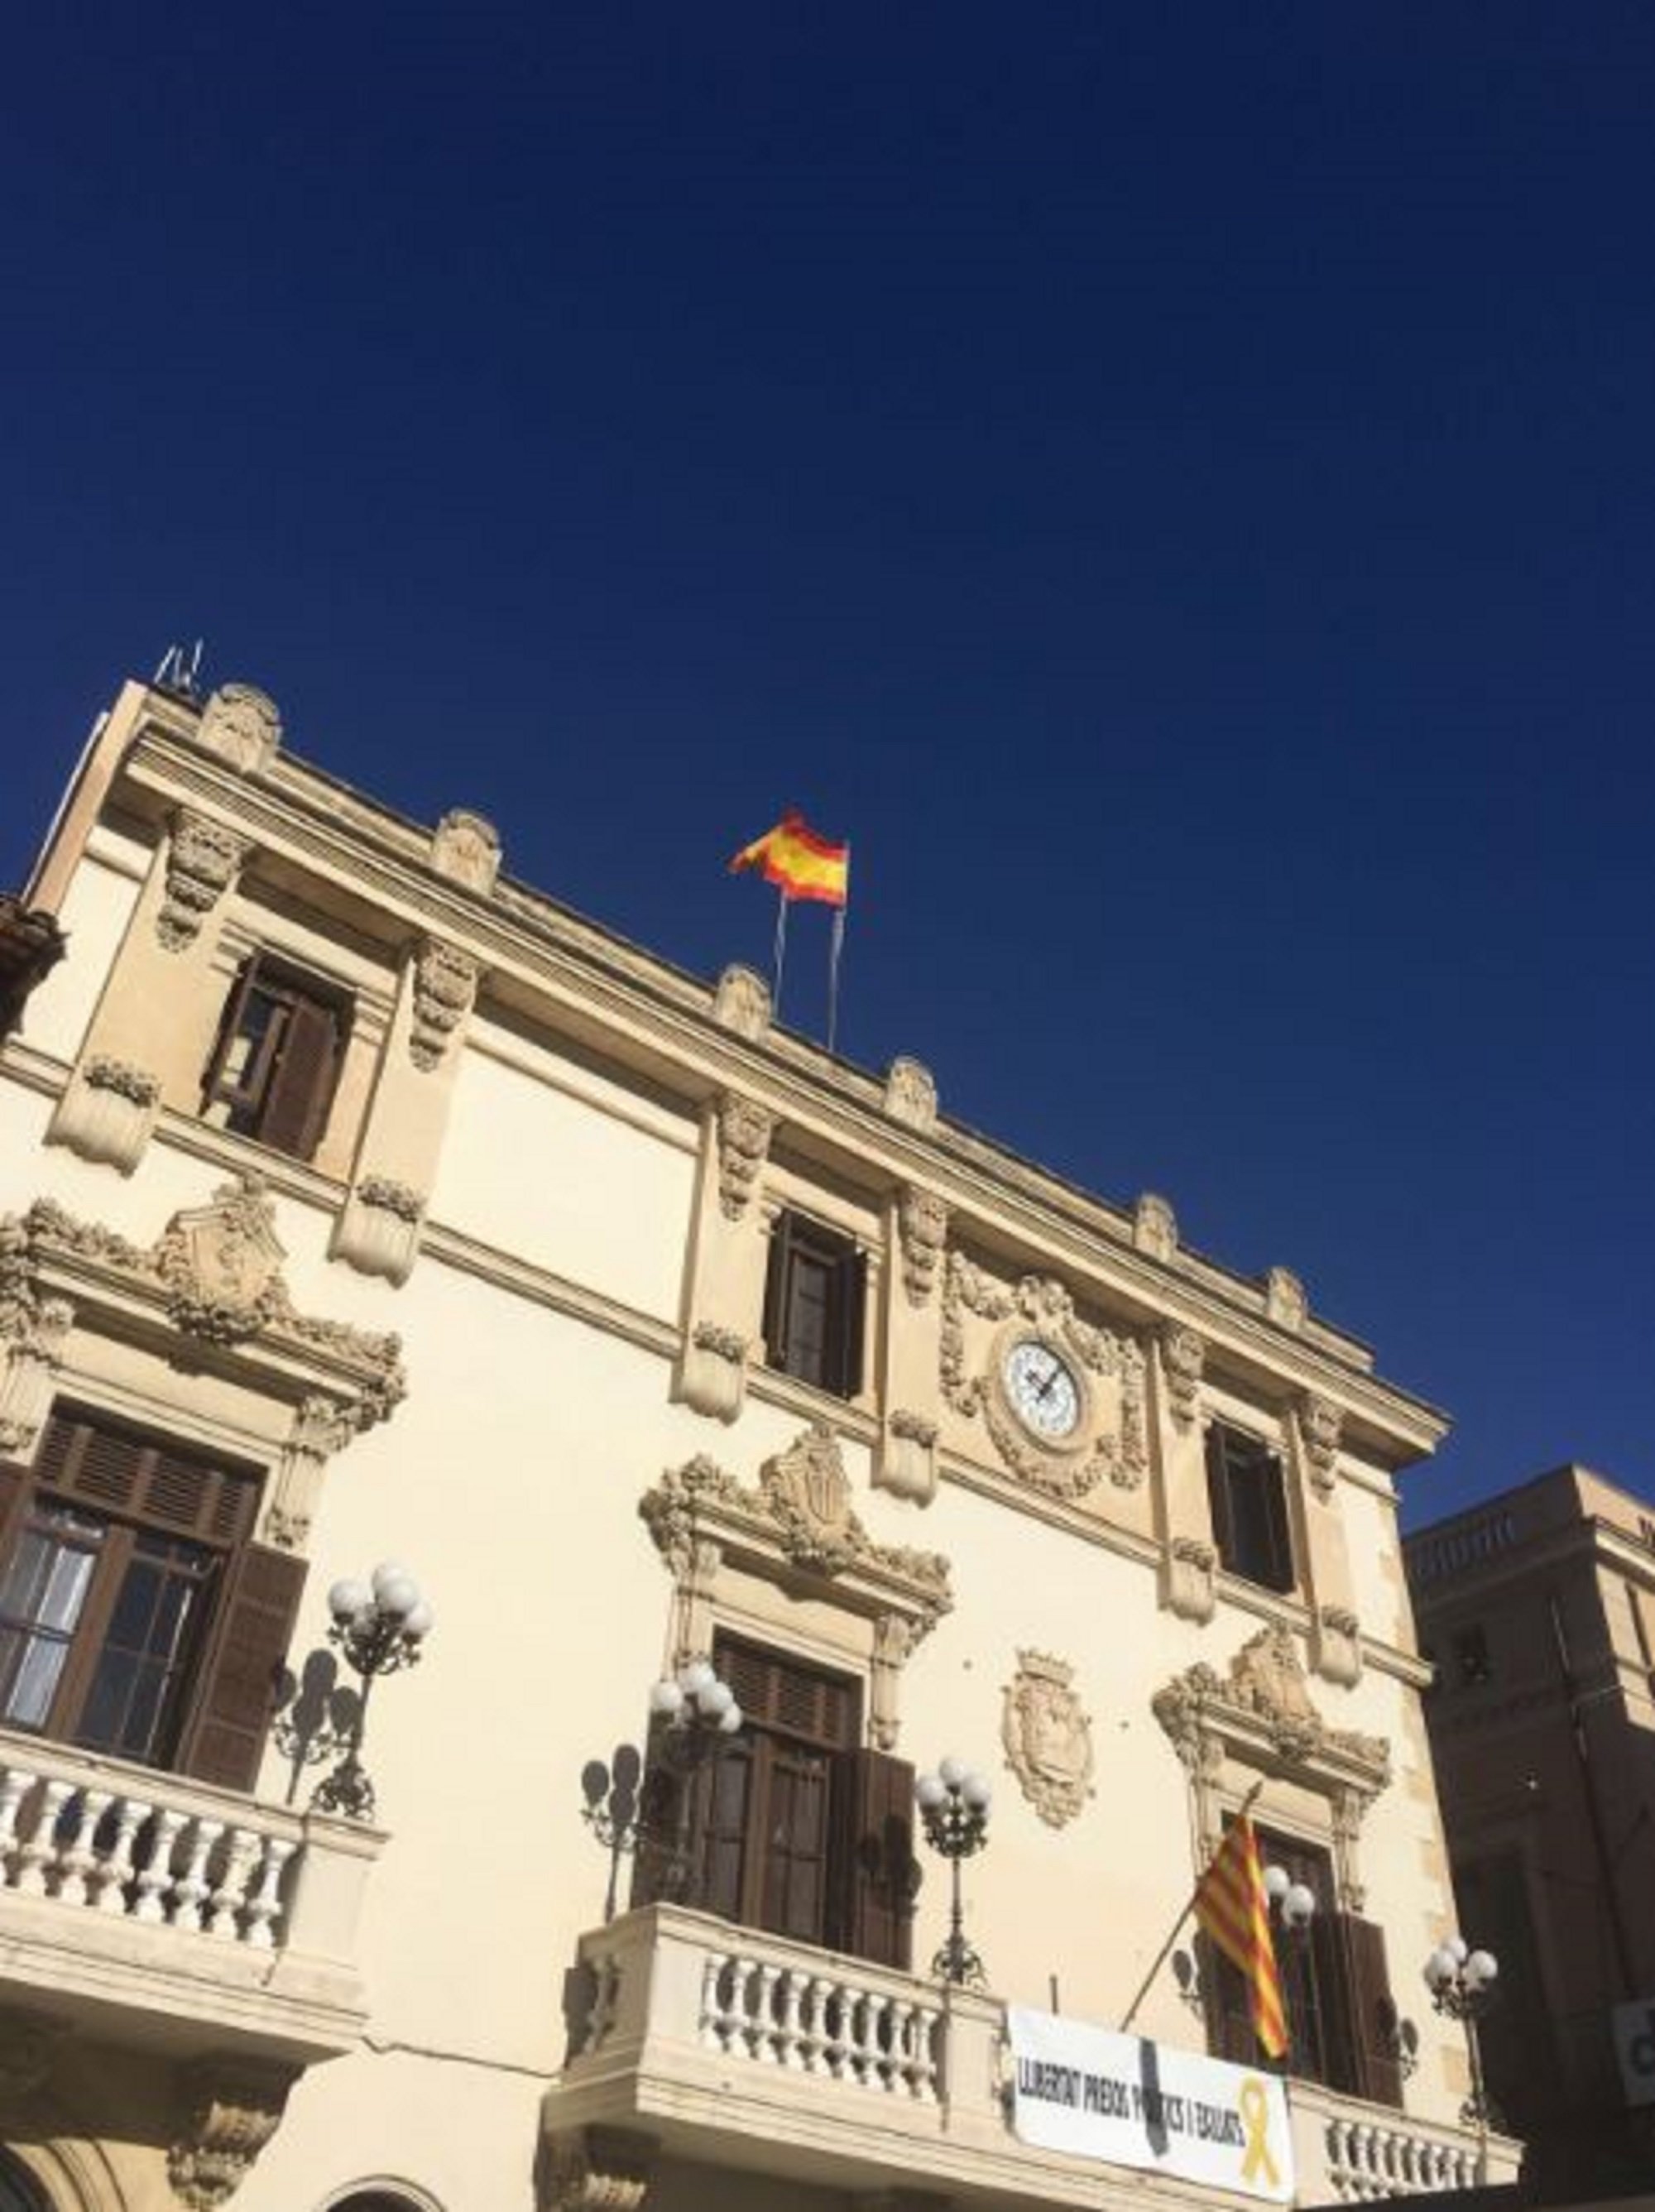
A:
0 674 1519 2212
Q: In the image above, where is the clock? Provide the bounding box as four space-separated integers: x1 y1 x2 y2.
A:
1002 1338 1082 1442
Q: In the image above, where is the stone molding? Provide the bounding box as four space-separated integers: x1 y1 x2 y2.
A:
540 2125 655 2211
1000 1648 1096 1828
941 1256 1149 1497
158 809 252 953
430 808 501 893
897 1186 947 1308
168 2058 295 2210
712 962 772 1042
883 1056 938 1132
1152 1625 1389 1905
715 1092 772 1222
194 684 282 775
0 1177 404 1528
638 1428 952 1750
410 939 479 1072
1133 1192 1178 1261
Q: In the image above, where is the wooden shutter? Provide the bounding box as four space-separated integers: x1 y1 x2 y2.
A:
1201 1931 1258 2064
1259 1455 1295 1593
36 1411 257 1546
1310 1906 1361 2094
1339 1913 1405 2109
259 991 341 1159
0 1462 30 1560
176 1543 307 1791
762 1212 794 1371
832 1748 917 1970
201 955 261 1106
834 1246 866 1399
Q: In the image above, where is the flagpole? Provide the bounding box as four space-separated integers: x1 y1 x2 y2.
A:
826 896 847 1057
1118 1779 1265 2035
772 887 789 1020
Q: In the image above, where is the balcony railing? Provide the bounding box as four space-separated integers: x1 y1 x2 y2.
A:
0 1727 381 2063
548 1905 1522 2208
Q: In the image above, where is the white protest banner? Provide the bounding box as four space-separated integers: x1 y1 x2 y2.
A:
1007 2006 1295 2205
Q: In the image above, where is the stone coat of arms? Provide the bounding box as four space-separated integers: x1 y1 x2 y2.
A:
1001 1649 1096 1828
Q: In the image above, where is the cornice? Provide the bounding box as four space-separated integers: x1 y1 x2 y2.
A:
106 724 1442 1456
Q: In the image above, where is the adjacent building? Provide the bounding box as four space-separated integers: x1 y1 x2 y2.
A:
1407 1466 1655 2195
0 671 1518 2211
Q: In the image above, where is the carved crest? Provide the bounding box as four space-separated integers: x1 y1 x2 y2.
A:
195 683 282 775
430 808 501 893
760 1423 857 1571
884 1056 938 1131
1002 1649 1095 1828
155 1176 288 1343
1133 1192 1178 1260
712 963 772 1042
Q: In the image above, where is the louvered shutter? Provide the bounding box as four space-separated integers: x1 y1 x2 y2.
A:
36 1413 256 1545
259 992 341 1159
1340 1913 1405 2109
0 1462 29 1559
832 1748 917 1969
1201 1932 1257 2064
1311 1907 1361 2094
176 1543 307 1790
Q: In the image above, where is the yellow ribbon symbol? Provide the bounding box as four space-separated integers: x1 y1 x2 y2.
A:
1240 2079 1281 2189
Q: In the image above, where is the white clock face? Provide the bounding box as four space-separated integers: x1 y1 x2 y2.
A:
1003 1338 1082 1442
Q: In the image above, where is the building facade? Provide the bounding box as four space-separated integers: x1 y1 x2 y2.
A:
1407 1466 1655 2194
0 672 1518 2212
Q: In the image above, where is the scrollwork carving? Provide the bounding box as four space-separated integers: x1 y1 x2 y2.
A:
1159 1323 1204 1431
1300 1394 1342 1499
157 810 251 953
194 684 281 775
410 940 478 1071
168 2058 294 2209
1001 1649 1096 1827
716 1094 772 1222
897 1187 947 1308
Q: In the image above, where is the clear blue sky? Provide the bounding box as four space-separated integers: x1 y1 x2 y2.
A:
3 6 1651 1525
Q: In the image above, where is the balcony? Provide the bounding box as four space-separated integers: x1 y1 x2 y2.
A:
544 1905 1522 2208
0 1727 381 2066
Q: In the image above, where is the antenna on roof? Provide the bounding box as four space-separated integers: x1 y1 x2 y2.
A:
153 639 204 698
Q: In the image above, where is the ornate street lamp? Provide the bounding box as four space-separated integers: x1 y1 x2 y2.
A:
313 1562 433 1821
1425 1935 1501 2171
916 1756 991 1989
1263 1862 1317 1935
583 1661 746 1911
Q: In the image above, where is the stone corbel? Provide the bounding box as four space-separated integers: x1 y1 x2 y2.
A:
410 939 478 1072
676 1323 749 1425
157 809 252 955
897 1187 947 1308
46 1054 163 1175
1331 1785 1369 1912
1163 1535 1217 1624
540 2124 655 2211
261 1394 360 1552
1158 1322 1204 1432
1313 1602 1363 1688
715 1092 772 1221
0 1277 72 1461
1298 1394 1343 1502
870 1612 916 1751
167 2057 295 2210
877 1408 938 1505
331 1174 426 1287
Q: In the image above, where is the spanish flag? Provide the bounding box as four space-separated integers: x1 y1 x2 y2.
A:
729 811 850 907
1193 1816 1288 2061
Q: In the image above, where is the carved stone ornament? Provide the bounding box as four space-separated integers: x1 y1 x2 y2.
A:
1314 1601 1364 1688
897 1186 948 1308
47 1053 165 1174
1159 1322 1204 1432
1299 1394 1343 1500
1264 1266 1307 1332
194 683 282 775
157 809 252 953
1133 1192 1178 1261
716 1092 772 1221
712 962 772 1042
430 806 501 893
676 1320 750 1425
638 1437 952 1744
540 2125 655 2212
331 1174 426 1287
1001 1649 1096 1828
168 2058 295 2210
1164 1533 1217 1624
884 1055 938 1133
877 1408 939 1507
0 1180 405 1472
410 939 478 1072
941 1255 1149 1498
1152 1627 1390 1906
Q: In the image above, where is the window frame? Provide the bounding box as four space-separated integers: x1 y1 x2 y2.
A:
762 1208 867 1400
201 950 350 1162
1205 1421 1297 1595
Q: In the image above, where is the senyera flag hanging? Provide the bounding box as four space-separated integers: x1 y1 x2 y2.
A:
1193 1815 1289 2061
728 809 849 906
728 810 851 1047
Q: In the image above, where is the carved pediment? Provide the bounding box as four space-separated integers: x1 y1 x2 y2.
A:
1153 1626 1389 1790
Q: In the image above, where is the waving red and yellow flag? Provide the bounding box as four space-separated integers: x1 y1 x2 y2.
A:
1194 1816 1288 2060
729 811 849 906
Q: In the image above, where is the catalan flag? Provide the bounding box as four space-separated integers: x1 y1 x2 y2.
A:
729 810 850 907
1193 1816 1288 2061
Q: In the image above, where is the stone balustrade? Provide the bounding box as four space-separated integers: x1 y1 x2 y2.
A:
1289 2079 1521 2200
0 1725 382 2065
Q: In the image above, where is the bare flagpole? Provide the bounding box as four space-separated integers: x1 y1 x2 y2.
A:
826 872 848 1056
772 885 790 1021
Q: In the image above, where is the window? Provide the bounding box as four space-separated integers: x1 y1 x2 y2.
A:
0 1408 306 1788
637 1636 915 1969
1453 1624 1492 1686
762 1211 866 1399
1205 1424 1295 1594
1204 1822 1403 2107
202 952 348 1161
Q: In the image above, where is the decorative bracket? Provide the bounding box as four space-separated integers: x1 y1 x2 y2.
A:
168 2057 295 2210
